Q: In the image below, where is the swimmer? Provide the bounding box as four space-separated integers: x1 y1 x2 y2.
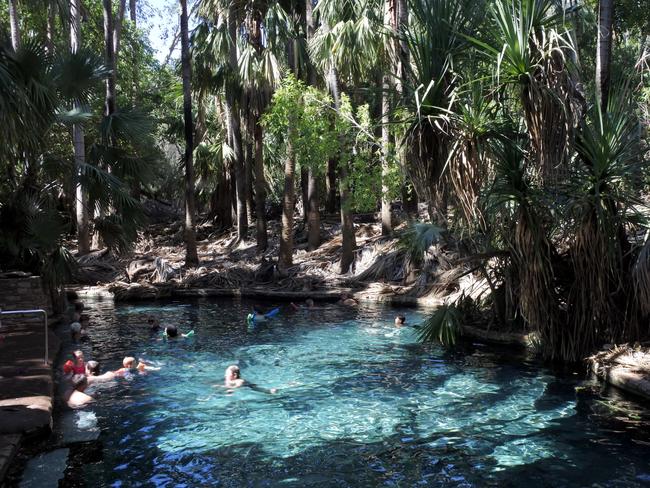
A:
85 360 116 383
114 356 136 376
163 325 194 338
220 365 277 394
63 374 94 408
70 321 82 342
72 350 86 375
247 307 280 324
147 317 161 331
339 293 358 306
394 315 406 327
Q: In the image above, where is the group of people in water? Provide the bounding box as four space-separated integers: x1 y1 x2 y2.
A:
62 294 407 408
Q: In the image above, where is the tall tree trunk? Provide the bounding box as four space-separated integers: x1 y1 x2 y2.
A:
180 0 198 266
381 0 395 236
305 0 320 250
71 0 90 255
300 167 308 222
596 0 613 112
249 12 267 251
307 167 320 250
46 1 56 54
279 127 297 271
253 119 267 250
114 0 127 64
226 6 248 242
396 0 417 216
328 70 356 273
103 0 116 118
326 66 339 215
8 0 21 51
129 0 138 102
244 114 254 223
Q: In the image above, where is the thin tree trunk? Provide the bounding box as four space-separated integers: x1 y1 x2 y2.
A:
596 0 613 112
46 1 56 54
307 168 320 250
305 0 320 250
381 0 395 236
180 0 198 266
326 66 340 215
279 128 297 271
249 12 267 251
328 69 356 273
396 0 417 216
103 0 117 118
253 119 267 251
245 115 254 223
71 0 90 255
114 0 127 64
8 0 21 51
129 0 138 102
300 167 309 222
226 6 248 242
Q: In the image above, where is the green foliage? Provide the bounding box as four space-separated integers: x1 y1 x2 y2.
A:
399 222 444 265
262 74 338 176
418 304 463 346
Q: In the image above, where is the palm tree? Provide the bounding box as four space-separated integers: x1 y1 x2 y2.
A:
180 0 199 266
596 0 613 112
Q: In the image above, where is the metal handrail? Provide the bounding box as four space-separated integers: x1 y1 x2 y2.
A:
0 308 49 365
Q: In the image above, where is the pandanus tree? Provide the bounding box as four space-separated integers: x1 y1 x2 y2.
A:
467 0 582 353
401 0 478 224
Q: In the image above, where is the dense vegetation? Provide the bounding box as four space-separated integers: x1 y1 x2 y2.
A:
1 0 649 361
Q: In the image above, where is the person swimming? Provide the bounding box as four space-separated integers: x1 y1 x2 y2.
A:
114 356 137 376
163 325 194 338
221 365 277 394
394 315 406 327
85 360 116 383
72 350 86 375
63 374 94 408
247 307 281 325
147 317 160 332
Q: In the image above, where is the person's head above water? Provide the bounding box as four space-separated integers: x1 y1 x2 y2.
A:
225 364 240 381
86 360 100 376
305 298 315 308
395 315 406 326
165 325 178 338
123 357 136 369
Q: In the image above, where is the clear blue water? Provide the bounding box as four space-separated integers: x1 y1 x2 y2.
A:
62 298 650 487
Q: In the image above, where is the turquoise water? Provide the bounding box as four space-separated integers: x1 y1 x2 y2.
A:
65 299 650 487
